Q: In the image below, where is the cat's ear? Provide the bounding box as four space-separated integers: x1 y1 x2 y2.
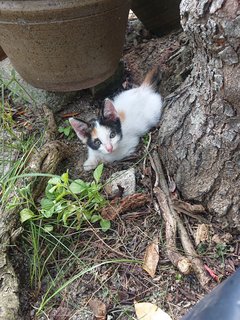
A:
69 118 89 143
103 98 118 121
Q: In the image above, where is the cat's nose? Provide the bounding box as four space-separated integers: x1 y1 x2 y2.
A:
106 144 113 153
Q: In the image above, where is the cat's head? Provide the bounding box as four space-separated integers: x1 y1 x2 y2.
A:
69 99 122 154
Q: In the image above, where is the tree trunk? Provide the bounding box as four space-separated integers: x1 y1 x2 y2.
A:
158 0 240 229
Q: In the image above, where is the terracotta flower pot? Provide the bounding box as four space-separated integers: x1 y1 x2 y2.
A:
0 46 7 61
0 0 130 91
131 0 181 36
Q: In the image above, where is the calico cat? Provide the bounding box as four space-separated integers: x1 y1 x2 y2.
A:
69 66 163 171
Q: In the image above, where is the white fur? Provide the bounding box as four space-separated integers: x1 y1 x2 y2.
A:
83 84 163 170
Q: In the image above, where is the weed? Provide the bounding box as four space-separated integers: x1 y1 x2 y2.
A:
58 120 75 139
0 79 142 318
19 164 110 232
215 243 228 263
0 68 35 104
175 273 183 282
143 133 150 146
197 242 208 255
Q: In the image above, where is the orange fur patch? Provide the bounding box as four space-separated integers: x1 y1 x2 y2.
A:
91 127 98 139
119 111 126 122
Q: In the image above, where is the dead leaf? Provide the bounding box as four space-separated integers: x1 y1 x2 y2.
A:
134 302 172 320
142 237 159 278
212 232 233 244
60 111 81 118
212 234 221 244
195 224 209 245
89 298 107 320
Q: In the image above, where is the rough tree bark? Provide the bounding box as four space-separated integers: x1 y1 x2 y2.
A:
158 0 240 229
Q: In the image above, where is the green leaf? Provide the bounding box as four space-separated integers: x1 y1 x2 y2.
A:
61 171 69 184
48 176 61 185
100 218 111 232
69 179 87 194
45 184 58 200
53 201 66 213
58 126 65 133
62 207 75 225
18 184 31 197
91 214 101 223
43 225 53 232
20 208 35 223
93 163 103 183
83 211 91 221
48 185 58 194
40 198 54 210
41 206 55 218
63 126 71 136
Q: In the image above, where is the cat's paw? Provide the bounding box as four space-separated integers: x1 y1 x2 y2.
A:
83 159 98 171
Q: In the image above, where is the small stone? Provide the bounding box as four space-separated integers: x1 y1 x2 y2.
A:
105 168 136 196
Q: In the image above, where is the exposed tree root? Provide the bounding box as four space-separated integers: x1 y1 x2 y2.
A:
150 150 210 288
0 105 70 319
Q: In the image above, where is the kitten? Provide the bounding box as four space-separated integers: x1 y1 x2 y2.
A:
69 66 163 171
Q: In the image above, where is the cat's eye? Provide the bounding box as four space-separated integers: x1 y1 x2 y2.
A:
110 131 116 138
94 139 101 147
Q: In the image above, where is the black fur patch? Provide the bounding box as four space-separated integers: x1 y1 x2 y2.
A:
87 136 101 150
99 117 122 138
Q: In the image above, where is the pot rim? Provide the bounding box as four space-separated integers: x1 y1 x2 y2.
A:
0 0 129 22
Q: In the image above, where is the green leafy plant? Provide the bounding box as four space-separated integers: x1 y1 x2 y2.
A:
58 120 75 139
175 273 183 282
197 242 208 255
19 164 111 232
143 133 150 146
215 243 228 263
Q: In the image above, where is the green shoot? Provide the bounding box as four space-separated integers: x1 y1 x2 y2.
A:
58 120 75 139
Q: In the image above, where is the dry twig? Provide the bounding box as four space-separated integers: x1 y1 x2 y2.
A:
150 151 209 287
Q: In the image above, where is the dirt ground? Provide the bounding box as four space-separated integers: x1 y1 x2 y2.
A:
9 14 240 320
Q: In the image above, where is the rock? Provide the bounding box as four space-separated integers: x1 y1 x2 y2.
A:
0 58 78 112
105 168 136 196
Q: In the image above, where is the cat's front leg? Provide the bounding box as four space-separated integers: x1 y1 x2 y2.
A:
83 149 100 171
